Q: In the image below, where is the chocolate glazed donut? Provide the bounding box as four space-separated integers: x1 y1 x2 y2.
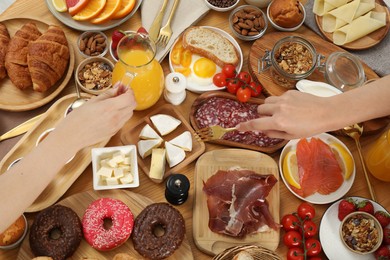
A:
29 204 83 260
131 203 185 259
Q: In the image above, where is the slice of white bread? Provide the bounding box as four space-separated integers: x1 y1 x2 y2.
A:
182 26 239 68
232 251 254 260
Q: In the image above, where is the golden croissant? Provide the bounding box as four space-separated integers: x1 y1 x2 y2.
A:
0 23 10 80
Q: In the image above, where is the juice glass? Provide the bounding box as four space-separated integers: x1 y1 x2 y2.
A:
365 129 390 182
112 32 164 110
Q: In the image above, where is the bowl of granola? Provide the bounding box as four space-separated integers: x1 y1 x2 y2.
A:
76 57 114 95
340 211 383 255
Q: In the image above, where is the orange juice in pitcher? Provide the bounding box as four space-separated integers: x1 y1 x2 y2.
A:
112 32 164 110
365 129 390 182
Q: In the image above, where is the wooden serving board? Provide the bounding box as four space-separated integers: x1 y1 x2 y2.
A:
0 18 75 111
0 94 110 212
120 103 206 183
189 91 288 154
315 1 390 50
17 190 194 259
193 149 280 256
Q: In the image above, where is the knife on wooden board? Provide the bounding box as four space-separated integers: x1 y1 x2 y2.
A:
149 0 170 42
0 114 43 142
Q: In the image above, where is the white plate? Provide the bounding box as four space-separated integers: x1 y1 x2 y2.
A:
320 196 389 260
279 133 356 204
44 0 143 31
169 26 243 94
296 79 342 97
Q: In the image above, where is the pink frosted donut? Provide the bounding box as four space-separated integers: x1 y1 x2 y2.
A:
82 198 134 251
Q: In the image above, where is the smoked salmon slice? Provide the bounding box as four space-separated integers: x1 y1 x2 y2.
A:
291 137 344 197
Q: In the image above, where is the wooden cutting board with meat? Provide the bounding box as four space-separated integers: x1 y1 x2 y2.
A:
193 149 280 256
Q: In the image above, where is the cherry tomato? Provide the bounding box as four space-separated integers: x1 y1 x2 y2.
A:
213 73 227 88
305 238 322 257
236 87 251 103
287 247 305 260
222 64 237 78
283 230 302 248
226 78 241 94
281 214 300 231
297 202 316 220
237 71 251 84
303 220 318 238
249 81 262 97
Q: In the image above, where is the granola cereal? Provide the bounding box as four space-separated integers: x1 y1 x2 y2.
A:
78 61 112 91
274 41 313 74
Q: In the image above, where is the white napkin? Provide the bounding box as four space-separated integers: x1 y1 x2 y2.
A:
141 0 210 62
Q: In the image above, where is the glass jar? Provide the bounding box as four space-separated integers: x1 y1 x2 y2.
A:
365 129 390 182
112 32 164 111
259 36 323 89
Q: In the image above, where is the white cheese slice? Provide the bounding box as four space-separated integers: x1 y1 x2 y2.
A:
165 141 186 168
137 138 163 159
150 114 181 136
139 124 161 140
168 131 193 151
149 148 166 181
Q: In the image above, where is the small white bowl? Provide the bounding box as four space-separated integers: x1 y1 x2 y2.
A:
267 1 306 32
92 145 139 190
0 214 28 250
75 56 114 95
204 0 240 12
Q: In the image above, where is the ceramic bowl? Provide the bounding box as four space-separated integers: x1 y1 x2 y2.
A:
75 56 114 95
267 1 306 32
203 0 240 12
92 145 139 190
77 31 108 58
0 214 28 250
339 211 383 255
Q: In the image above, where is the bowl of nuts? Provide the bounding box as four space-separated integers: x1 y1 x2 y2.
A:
204 0 240 12
77 31 108 58
340 211 383 255
76 57 114 95
229 5 268 41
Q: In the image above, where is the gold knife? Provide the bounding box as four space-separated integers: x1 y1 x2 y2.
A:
149 0 170 42
0 114 43 142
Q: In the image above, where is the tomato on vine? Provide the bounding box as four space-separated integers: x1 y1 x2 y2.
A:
222 64 236 78
297 202 316 220
281 214 300 232
213 73 227 88
236 87 251 103
287 247 305 260
249 81 262 97
226 78 242 94
283 230 303 248
303 220 318 238
238 71 251 84
305 238 322 257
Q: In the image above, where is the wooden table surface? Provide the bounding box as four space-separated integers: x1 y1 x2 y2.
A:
1 1 389 259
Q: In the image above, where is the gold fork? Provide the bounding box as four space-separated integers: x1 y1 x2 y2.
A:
156 0 180 47
195 125 237 142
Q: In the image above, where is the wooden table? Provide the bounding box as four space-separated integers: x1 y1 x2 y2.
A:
1 1 389 259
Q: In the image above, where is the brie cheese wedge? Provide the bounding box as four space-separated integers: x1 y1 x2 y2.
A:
150 114 181 136
168 131 193 151
137 138 163 159
139 124 161 139
165 141 186 168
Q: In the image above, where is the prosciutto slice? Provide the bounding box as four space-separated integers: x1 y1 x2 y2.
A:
203 168 278 237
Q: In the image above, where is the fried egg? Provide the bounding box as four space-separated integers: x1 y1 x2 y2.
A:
187 54 221 86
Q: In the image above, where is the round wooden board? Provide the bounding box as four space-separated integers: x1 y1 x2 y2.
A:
17 190 194 259
315 1 390 50
0 18 75 111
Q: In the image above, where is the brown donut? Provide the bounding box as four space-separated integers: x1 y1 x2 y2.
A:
29 205 83 260
131 203 185 259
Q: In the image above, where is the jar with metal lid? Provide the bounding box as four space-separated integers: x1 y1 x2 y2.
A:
259 36 323 89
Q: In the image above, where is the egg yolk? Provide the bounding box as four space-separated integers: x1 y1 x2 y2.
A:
193 57 216 78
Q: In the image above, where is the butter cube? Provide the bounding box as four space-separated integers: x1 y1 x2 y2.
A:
97 166 113 178
122 156 131 165
113 168 124 178
105 177 119 186
100 158 110 168
120 174 134 184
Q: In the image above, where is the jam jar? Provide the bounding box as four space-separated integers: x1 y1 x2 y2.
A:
259 36 323 89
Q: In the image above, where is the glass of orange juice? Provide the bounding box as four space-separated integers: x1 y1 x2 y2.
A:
112 32 164 110
365 129 390 182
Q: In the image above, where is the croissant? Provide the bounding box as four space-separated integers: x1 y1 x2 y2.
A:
27 25 70 92
0 23 10 80
5 22 41 90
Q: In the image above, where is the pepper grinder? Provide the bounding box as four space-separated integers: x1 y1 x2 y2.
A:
165 173 190 205
164 72 186 105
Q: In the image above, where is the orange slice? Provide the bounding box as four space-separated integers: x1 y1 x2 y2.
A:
67 0 90 16
90 0 122 24
111 0 136 19
72 0 107 21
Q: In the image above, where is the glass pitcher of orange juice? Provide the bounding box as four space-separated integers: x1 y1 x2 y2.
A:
112 32 164 110
365 129 390 182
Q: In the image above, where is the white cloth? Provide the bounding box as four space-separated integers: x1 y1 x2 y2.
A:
0 0 14 14
141 0 210 62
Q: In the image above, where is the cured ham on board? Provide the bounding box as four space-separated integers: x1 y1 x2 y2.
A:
203 168 278 237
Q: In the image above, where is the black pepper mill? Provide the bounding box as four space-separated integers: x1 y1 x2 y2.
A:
165 174 190 205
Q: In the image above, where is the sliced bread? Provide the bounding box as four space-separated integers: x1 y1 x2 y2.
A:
182 26 239 68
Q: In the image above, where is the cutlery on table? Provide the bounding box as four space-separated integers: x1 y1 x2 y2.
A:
156 0 180 47
0 114 43 142
149 0 170 42
343 123 377 201
195 125 237 141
